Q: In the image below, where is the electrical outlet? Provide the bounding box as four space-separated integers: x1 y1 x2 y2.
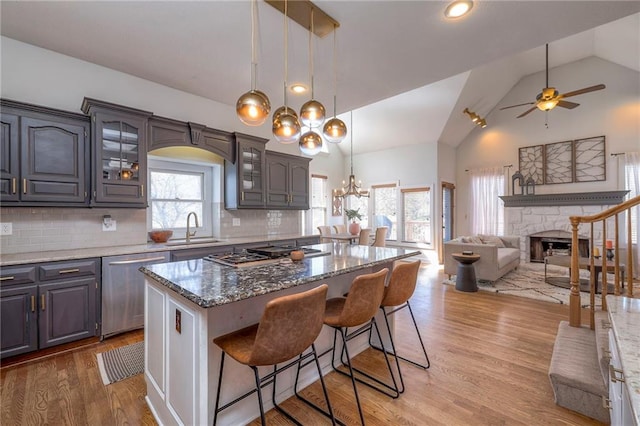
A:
102 220 117 231
0 222 13 235
175 309 182 334
0 223 12 236
233 218 241 227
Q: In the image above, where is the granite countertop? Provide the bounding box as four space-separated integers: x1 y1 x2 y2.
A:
0 233 319 266
607 296 640 424
140 243 420 308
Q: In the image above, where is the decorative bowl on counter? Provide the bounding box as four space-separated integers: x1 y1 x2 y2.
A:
290 250 305 262
149 230 173 243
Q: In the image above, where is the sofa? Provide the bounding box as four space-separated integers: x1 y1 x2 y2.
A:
444 235 521 282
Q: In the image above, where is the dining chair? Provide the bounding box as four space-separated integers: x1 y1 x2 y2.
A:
371 227 388 247
317 226 333 243
213 284 337 425
333 224 347 234
358 228 371 245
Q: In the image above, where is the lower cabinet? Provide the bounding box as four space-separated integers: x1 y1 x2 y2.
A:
0 259 99 359
608 328 634 425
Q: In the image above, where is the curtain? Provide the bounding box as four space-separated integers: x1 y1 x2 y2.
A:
469 166 505 235
624 152 640 278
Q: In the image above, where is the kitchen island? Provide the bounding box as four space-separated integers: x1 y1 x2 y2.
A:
140 243 419 426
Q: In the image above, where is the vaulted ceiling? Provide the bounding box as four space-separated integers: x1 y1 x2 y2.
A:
1 1 638 155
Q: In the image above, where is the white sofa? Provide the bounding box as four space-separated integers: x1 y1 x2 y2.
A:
444 235 521 282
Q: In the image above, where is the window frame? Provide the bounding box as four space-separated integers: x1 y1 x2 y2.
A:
309 174 328 233
401 186 431 244
147 156 215 238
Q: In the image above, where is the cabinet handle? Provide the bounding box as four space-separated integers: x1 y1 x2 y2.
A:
31 295 36 312
59 268 80 274
11 178 16 194
0 276 15 281
141 184 144 197
109 256 167 265
241 192 245 201
41 294 45 311
609 364 625 383
23 178 27 194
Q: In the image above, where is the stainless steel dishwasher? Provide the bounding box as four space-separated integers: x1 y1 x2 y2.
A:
101 252 170 339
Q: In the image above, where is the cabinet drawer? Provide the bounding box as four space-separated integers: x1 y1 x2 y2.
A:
39 259 98 281
0 266 37 286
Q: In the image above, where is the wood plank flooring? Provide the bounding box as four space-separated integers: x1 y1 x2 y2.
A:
1 263 603 425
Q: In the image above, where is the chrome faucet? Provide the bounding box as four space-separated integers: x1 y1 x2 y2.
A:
186 212 199 243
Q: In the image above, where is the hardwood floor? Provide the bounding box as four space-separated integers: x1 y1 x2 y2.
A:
1 263 603 425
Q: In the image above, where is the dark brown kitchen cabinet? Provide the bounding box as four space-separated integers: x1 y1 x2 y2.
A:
0 99 90 206
0 259 99 360
225 133 268 209
265 151 310 209
81 98 152 208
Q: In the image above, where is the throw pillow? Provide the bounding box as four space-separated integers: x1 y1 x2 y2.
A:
478 234 506 247
467 236 484 245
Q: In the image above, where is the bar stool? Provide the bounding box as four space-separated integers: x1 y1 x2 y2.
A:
365 260 430 394
322 268 397 425
213 284 337 425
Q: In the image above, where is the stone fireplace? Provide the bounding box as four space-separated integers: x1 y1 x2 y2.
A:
501 191 628 263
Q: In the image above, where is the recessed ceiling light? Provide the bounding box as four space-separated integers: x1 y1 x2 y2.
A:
444 0 473 19
290 84 308 94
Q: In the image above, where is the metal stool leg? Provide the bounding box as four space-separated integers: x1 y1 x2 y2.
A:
213 352 226 426
251 366 267 425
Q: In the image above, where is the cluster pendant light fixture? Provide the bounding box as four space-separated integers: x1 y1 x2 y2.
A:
322 24 347 144
236 0 270 126
272 0 302 144
299 8 325 156
334 111 369 198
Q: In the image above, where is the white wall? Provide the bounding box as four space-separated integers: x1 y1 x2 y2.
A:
455 57 640 236
0 37 346 252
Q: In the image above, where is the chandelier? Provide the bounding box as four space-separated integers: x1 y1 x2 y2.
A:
334 111 369 198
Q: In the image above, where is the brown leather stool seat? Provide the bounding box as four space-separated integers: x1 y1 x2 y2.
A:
213 284 337 425
365 260 430 394
319 268 397 425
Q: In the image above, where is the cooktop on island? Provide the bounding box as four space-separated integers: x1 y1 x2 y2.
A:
204 245 328 267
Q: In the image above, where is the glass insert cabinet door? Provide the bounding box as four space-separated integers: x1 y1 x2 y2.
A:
102 120 140 182
240 144 262 192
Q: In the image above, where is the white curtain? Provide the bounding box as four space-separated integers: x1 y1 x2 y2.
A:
624 152 640 278
469 166 505 235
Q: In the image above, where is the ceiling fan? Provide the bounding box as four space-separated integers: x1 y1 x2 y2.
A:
500 44 605 118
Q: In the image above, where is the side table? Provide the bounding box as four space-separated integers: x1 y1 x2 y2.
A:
451 252 481 292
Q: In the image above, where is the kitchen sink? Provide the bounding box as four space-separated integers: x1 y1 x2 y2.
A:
164 238 223 246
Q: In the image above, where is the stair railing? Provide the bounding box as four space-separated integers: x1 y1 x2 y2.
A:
569 195 639 329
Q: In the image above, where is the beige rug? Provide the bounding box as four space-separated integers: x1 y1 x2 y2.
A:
96 341 144 385
443 264 606 307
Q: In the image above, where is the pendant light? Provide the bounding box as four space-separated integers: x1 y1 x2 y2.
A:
323 24 347 144
334 111 369 198
272 0 301 144
236 0 270 126
299 9 325 128
299 7 324 156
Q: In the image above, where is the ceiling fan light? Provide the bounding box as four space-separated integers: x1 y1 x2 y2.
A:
236 90 271 126
322 117 347 143
300 99 326 128
272 111 301 144
537 99 559 112
299 130 323 156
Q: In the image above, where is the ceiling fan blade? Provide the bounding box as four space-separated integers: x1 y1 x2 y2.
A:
516 106 537 118
560 84 606 98
557 100 580 109
500 101 535 110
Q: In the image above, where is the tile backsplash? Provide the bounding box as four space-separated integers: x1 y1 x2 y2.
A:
0 206 304 254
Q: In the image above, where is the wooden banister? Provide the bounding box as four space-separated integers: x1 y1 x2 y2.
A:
568 195 639 328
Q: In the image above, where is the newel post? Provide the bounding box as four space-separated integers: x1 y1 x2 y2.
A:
569 218 581 327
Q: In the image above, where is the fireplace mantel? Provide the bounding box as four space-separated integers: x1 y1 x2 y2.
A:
500 190 629 207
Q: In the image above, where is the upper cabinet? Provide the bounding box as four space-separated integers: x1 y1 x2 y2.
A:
265 151 310 209
81 98 152 208
225 133 267 209
0 100 90 206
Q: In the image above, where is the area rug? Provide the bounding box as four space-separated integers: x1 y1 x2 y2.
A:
96 341 144 385
443 264 603 308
